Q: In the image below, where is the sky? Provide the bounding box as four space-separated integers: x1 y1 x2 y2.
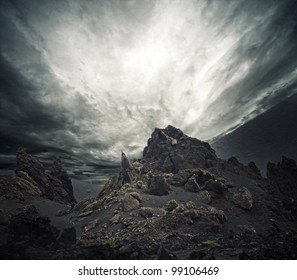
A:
1 0 297 171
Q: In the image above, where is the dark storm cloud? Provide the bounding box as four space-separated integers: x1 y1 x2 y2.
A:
0 0 297 170
0 54 69 154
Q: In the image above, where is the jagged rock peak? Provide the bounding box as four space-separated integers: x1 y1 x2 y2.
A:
15 148 76 205
143 125 218 173
50 158 76 203
121 151 130 170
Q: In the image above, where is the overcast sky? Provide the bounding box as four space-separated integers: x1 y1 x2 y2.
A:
1 0 297 169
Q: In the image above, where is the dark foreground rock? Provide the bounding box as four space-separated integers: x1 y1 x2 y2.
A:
1 126 297 259
14 148 76 205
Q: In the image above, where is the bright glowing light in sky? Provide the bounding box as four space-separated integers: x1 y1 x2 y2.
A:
1 0 297 164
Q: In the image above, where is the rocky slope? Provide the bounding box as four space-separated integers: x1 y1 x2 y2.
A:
1 126 297 259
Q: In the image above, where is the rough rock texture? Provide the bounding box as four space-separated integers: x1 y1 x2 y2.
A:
14 148 76 205
121 193 140 211
184 176 200 192
143 125 218 172
50 159 76 203
7 214 59 248
204 180 226 197
197 190 212 204
232 187 253 210
148 175 170 196
0 175 41 201
73 127 294 260
15 148 49 193
222 156 262 179
1 126 297 260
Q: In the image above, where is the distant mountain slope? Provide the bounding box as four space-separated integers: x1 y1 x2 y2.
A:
211 92 297 174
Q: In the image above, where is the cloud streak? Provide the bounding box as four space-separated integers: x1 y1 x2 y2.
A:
1 0 297 170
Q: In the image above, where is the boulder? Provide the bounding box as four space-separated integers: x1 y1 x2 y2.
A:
167 169 193 186
148 175 170 196
143 126 218 173
197 190 212 204
204 180 226 196
164 200 179 212
121 193 140 211
194 170 213 185
232 187 253 210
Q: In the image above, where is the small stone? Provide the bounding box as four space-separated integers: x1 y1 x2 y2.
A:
238 224 257 235
136 181 143 189
164 200 179 212
197 190 212 204
21 204 38 215
110 213 121 224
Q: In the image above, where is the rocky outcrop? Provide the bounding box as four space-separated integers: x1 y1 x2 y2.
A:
2 126 297 260
50 158 76 203
0 174 42 201
14 148 76 205
143 125 218 172
15 148 53 198
222 156 262 179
